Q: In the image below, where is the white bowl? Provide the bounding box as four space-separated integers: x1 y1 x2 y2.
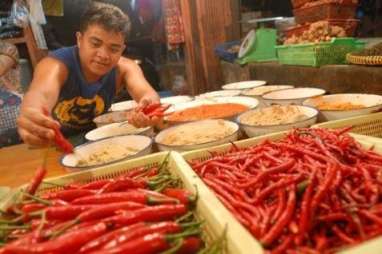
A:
196 90 242 99
155 119 239 152
85 121 153 141
167 96 259 113
303 93 382 121
93 110 132 127
160 95 193 104
110 96 193 112
262 87 326 106
237 105 319 137
61 135 152 171
110 100 138 112
241 85 295 108
242 85 295 97
222 80 267 90
166 96 259 123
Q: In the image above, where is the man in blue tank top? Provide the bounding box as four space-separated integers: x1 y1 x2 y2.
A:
17 2 160 147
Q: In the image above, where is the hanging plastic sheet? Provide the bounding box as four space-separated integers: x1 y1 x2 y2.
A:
24 0 47 49
26 0 46 25
9 0 29 28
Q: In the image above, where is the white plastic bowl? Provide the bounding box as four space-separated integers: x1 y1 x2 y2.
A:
93 110 132 127
222 80 267 90
160 95 193 104
61 135 152 171
167 96 259 114
262 87 326 106
165 96 258 124
110 100 138 112
303 93 382 121
155 119 239 152
241 85 295 108
85 121 153 141
110 96 193 112
237 105 319 137
242 85 295 97
196 90 242 99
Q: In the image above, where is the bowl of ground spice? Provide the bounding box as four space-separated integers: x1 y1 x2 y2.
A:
165 96 258 124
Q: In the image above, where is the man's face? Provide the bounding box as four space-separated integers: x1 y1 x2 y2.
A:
76 24 125 78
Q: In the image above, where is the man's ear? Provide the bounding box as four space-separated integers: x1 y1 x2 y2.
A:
76 32 82 48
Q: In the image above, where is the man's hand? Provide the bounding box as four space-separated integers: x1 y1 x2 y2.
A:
17 108 60 147
127 97 161 128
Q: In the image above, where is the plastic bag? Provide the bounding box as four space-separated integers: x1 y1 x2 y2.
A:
9 0 29 28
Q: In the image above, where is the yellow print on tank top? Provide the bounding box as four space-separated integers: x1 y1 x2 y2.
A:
54 95 105 127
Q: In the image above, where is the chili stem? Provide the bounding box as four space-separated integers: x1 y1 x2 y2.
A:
21 192 51 206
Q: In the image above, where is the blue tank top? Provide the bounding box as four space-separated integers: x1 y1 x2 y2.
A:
50 46 116 135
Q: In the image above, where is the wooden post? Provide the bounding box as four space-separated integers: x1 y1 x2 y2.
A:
180 0 240 95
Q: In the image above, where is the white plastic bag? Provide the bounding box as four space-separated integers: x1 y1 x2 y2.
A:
9 0 29 28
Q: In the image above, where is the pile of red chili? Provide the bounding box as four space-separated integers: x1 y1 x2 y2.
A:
0 158 213 254
190 128 382 253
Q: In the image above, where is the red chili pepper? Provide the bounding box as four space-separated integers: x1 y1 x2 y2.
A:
359 209 382 226
250 175 302 205
41 189 96 202
98 178 146 193
103 204 187 226
78 179 111 190
102 221 182 250
270 235 293 254
237 159 295 189
332 225 356 244
21 203 46 214
176 237 203 254
20 199 68 215
4 222 108 253
120 167 151 179
215 193 250 228
139 103 171 119
271 189 286 225
203 178 237 207
79 222 147 253
92 232 170 254
26 166 47 196
162 188 196 206
29 219 59 232
141 103 161 115
1 232 40 253
72 191 178 205
44 205 97 221
136 167 159 179
296 169 316 245
261 187 296 246
52 126 73 154
310 163 337 216
146 104 171 117
76 201 145 222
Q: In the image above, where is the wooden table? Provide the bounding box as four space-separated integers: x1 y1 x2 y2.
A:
0 144 67 188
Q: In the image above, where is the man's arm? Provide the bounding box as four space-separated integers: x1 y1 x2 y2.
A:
118 57 161 127
17 57 68 146
119 57 159 104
